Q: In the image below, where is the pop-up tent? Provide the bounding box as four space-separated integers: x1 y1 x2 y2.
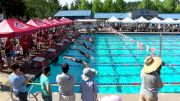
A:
27 18 52 29
106 16 121 23
43 19 58 27
135 16 149 23
149 17 162 24
121 17 136 23
177 19 180 24
162 18 177 24
59 17 73 25
0 18 38 38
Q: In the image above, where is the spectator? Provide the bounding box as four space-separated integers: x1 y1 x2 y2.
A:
5 38 13 69
139 57 163 101
9 63 29 101
56 63 75 101
0 52 4 72
80 68 98 101
40 66 52 101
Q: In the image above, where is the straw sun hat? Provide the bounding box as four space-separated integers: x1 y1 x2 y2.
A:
81 68 97 81
142 56 162 73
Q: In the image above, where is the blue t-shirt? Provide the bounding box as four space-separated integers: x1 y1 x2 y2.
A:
9 73 27 92
40 74 50 96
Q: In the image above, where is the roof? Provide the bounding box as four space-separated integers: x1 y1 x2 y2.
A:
94 13 128 19
158 14 180 19
54 10 91 17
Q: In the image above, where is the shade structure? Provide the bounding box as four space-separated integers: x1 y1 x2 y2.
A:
59 17 73 25
176 19 180 24
162 18 177 24
0 18 38 38
121 17 136 23
107 16 120 23
149 17 162 24
27 18 52 29
135 16 149 23
43 19 58 27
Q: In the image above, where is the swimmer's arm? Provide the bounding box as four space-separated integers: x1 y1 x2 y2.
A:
82 61 89 68
63 56 76 61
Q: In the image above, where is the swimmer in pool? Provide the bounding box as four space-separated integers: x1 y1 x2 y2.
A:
63 56 90 68
76 41 95 52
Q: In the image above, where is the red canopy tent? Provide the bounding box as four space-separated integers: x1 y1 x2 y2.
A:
27 18 52 29
59 17 73 25
52 19 64 26
43 19 59 27
0 18 38 38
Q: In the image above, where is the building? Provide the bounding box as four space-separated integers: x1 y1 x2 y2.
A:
54 9 180 20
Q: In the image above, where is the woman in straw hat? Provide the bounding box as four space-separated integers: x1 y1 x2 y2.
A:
139 57 163 101
80 68 98 101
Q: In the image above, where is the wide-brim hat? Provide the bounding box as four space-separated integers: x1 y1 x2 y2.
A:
81 68 97 81
143 56 162 73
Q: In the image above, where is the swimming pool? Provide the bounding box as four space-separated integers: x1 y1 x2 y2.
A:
29 33 180 94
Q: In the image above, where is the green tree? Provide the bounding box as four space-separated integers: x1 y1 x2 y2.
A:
175 4 180 13
74 0 81 10
125 1 140 12
70 2 76 10
103 0 113 12
92 0 102 13
114 0 125 13
139 0 155 10
87 1 93 10
153 0 163 12
79 0 88 10
62 3 69 10
163 0 176 13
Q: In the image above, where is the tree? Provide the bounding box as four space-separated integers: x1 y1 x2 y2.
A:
103 0 113 12
125 1 141 12
79 0 88 10
87 1 93 10
74 0 81 10
139 0 155 10
62 3 69 10
114 0 125 13
163 0 176 13
92 0 102 13
175 4 180 13
153 0 163 12
70 2 76 10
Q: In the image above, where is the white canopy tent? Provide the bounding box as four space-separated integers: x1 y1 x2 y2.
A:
149 17 162 24
162 18 177 24
176 19 180 24
107 16 121 23
135 16 149 23
76 19 97 22
121 17 136 23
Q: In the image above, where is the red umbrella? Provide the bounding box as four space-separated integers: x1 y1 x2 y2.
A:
0 18 38 38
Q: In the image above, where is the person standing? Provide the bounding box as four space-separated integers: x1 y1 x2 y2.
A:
56 63 75 101
80 68 98 101
9 63 29 101
40 66 52 101
139 57 163 101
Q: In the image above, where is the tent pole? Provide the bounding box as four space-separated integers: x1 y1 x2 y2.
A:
159 32 162 57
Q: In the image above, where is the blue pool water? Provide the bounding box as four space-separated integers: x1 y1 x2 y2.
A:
29 33 180 94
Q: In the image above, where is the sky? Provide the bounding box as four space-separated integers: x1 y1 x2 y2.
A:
59 0 142 6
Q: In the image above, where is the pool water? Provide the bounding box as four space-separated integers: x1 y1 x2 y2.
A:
29 33 180 94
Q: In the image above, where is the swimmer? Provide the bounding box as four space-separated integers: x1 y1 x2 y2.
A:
76 41 95 52
63 56 89 68
72 48 91 59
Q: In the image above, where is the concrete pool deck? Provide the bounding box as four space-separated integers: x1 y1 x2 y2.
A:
0 92 179 101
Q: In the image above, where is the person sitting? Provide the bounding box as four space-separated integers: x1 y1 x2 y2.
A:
139 56 163 101
63 56 90 68
0 52 4 72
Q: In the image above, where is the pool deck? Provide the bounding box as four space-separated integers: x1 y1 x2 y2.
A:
0 92 179 101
